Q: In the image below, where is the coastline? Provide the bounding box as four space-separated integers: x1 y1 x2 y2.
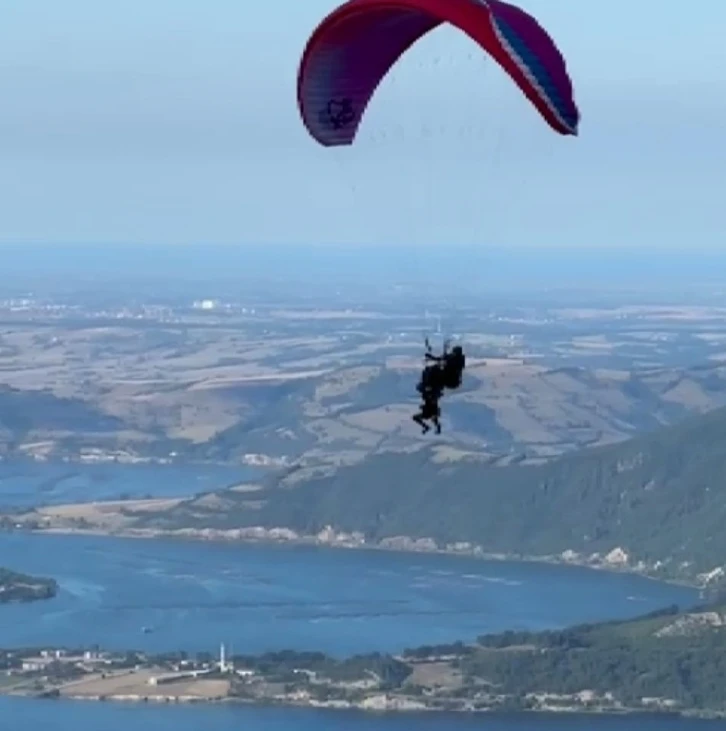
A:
4 516 706 593
5 682 724 720
229 696 726 721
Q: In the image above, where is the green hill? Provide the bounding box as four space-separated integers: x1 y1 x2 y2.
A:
0 385 124 446
255 602 726 716
395 602 726 716
142 404 726 586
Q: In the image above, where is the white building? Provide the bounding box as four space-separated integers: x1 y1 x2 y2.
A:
193 299 218 310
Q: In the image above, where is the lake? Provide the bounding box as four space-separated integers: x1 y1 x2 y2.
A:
0 532 697 655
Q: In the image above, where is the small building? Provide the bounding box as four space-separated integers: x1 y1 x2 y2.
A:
22 658 54 672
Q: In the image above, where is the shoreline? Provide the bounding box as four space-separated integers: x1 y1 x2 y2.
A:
225 696 726 721
4 519 706 594
5 686 724 721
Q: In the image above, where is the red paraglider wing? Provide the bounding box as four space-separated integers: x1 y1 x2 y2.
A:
297 0 579 146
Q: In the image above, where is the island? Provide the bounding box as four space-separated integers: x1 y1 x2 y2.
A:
0 567 58 603
2 601 725 719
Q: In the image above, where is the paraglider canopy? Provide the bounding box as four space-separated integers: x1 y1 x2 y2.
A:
297 0 580 146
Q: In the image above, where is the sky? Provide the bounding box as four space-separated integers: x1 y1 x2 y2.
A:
0 0 724 250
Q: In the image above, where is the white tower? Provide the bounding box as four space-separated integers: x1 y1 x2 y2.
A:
219 642 226 673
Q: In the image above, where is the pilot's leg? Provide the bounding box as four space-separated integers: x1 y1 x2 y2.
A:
431 401 442 434
412 410 429 434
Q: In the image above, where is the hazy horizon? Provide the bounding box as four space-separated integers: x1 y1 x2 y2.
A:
0 244 726 298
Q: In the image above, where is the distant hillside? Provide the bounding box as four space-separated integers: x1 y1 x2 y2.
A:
185 361 726 465
141 405 726 585
3 353 726 465
0 386 124 451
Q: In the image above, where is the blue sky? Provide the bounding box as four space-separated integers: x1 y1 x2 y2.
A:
0 0 723 249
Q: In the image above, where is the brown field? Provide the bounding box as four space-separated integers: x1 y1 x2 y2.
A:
1 304 726 467
56 670 230 699
31 498 184 533
406 662 463 690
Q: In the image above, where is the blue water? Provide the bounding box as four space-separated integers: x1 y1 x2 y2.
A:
0 460 261 509
0 696 723 730
0 533 696 656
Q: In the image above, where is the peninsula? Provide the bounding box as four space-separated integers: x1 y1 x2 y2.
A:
2 602 725 719
0 567 58 603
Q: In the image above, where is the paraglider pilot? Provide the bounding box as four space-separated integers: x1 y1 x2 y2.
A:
413 363 443 434
412 340 466 434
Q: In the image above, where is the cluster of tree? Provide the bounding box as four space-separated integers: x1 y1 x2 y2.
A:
0 651 22 671
475 605 683 650
38 659 87 681
458 603 726 711
232 649 412 687
461 639 726 709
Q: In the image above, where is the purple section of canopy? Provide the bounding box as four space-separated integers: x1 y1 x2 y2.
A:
299 6 440 146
